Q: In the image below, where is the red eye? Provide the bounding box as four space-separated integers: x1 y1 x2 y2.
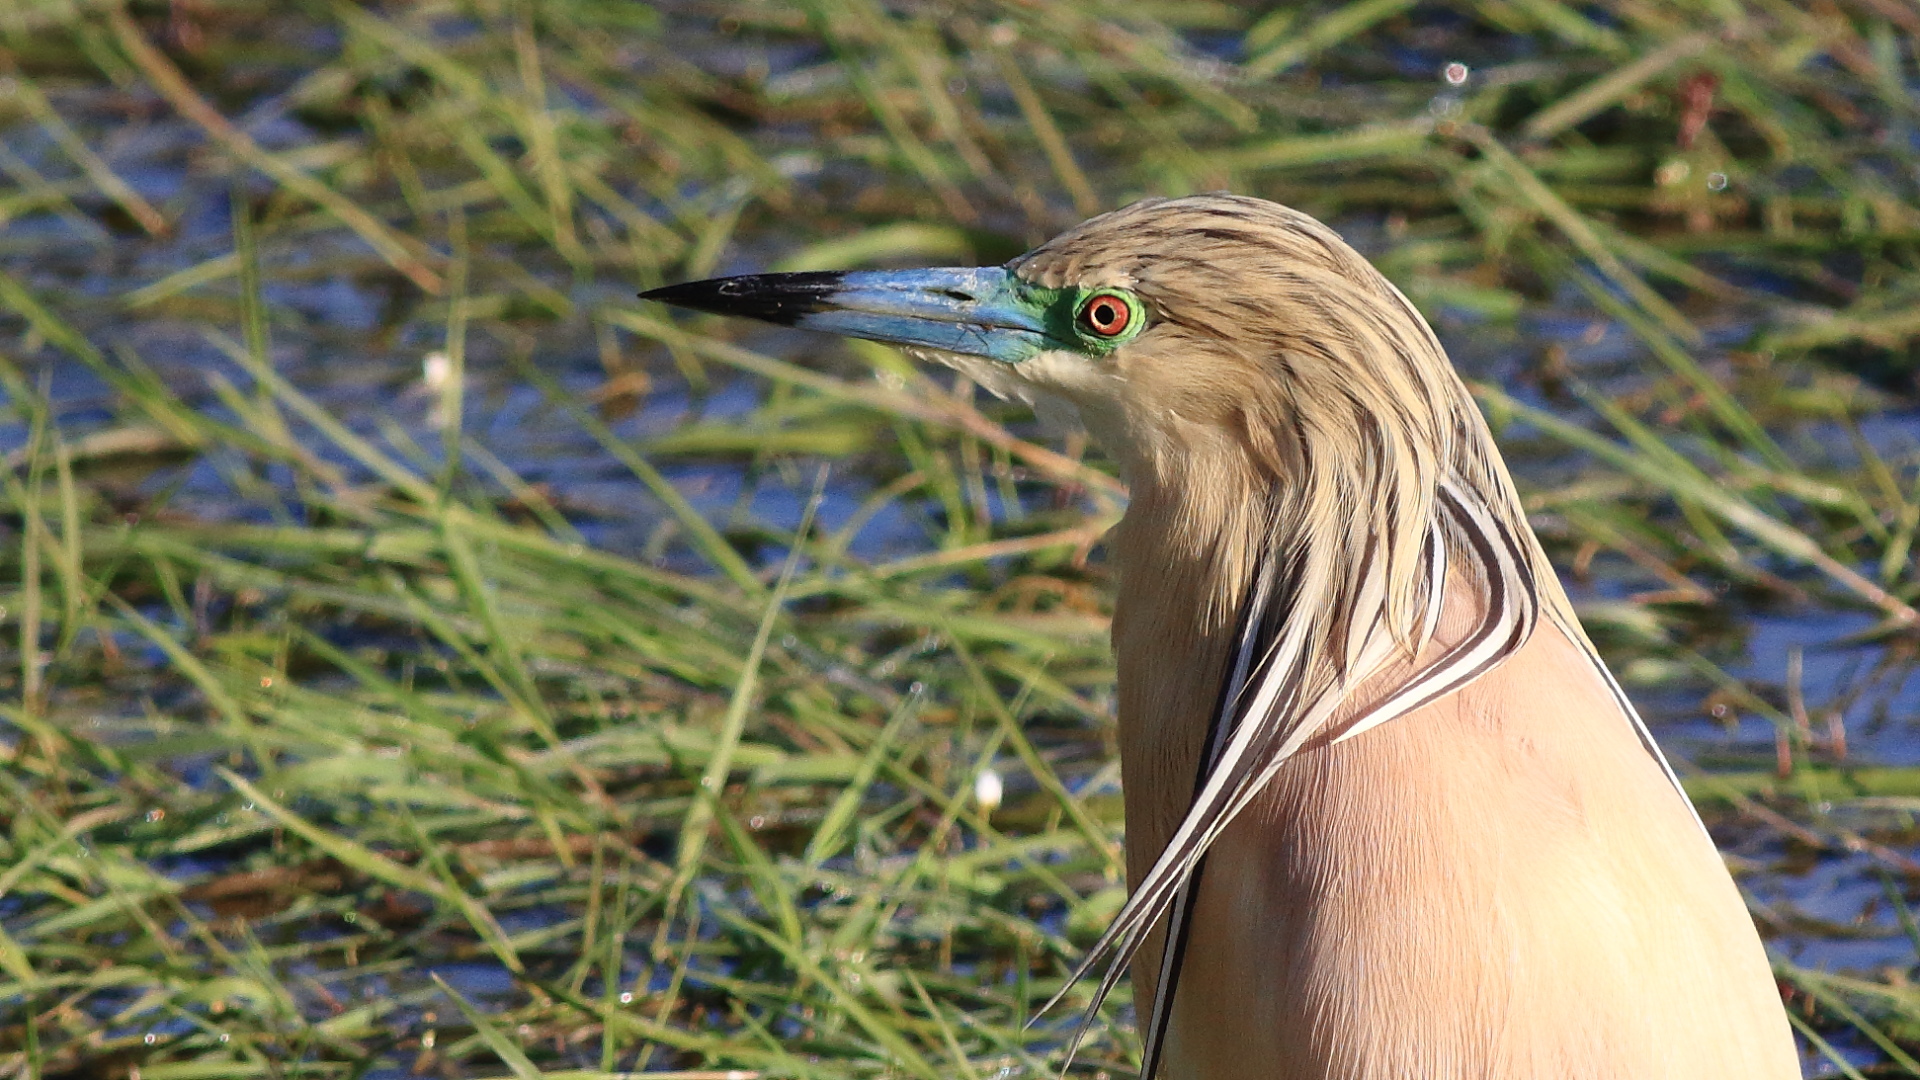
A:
1079 292 1133 338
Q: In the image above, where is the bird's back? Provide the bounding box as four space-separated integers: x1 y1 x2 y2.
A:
1146 581 1800 1079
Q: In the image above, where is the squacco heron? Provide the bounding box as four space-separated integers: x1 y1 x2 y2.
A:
644 194 1800 1079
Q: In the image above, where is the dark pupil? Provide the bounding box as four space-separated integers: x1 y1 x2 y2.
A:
1091 300 1118 328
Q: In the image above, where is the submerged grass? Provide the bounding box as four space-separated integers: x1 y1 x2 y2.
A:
7 0 1920 1076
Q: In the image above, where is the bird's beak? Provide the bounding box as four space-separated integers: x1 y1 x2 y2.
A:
640 267 1047 364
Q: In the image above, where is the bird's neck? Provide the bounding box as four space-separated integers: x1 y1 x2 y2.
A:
1107 433 1271 890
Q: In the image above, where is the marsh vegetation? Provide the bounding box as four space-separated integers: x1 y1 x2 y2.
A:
7 0 1920 1075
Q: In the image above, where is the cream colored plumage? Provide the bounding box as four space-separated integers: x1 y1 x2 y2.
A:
643 193 1801 1079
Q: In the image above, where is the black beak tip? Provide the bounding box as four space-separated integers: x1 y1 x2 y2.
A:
639 271 848 326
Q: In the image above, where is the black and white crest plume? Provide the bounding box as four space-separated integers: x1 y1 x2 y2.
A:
1042 462 1539 1071
1049 466 1698 1080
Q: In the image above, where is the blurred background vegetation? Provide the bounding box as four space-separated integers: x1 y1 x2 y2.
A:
8 0 1920 1075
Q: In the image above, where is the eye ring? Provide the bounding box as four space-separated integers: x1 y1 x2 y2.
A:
1078 292 1134 339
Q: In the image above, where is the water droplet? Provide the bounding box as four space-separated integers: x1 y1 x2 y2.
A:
144 1034 156 1045
974 769 1004 813
1443 62 1469 86
1706 172 1728 191
145 808 165 823
770 152 821 179
619 992 634 1004
422 352 451 391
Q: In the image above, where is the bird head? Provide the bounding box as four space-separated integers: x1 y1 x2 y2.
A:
643 194 1541 693
641 194 1467 497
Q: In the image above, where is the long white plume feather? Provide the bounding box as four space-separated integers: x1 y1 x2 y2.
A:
1050 476 1543 1075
